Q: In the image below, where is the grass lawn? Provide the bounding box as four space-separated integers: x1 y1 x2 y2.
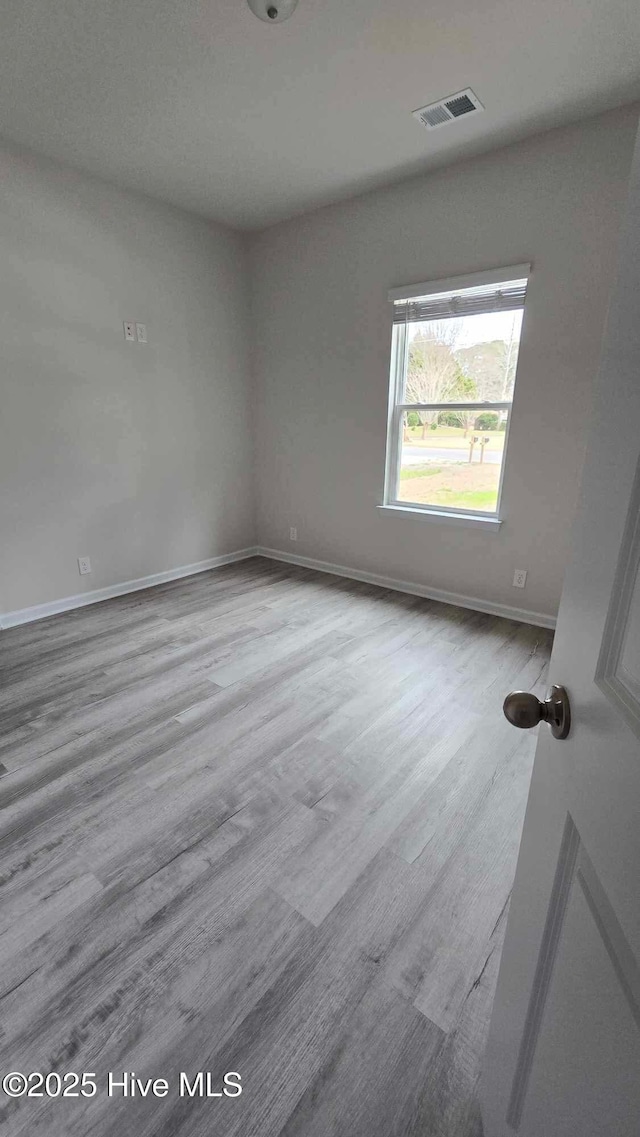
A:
399 461 500 512
400 465 442 480
435 489 498 509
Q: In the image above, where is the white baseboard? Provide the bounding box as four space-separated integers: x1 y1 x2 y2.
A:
1 547 259 630
257 546 557 630
2 543 557 632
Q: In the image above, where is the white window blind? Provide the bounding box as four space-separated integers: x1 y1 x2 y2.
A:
389 264 530 325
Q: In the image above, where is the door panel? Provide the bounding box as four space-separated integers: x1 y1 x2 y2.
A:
518 859 640 1137
598 470 640 736
509 815 640 1134
481 111 640 1136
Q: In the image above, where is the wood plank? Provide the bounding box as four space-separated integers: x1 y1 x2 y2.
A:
0 557 553 1136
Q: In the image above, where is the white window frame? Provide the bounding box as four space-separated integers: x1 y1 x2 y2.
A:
383 264 530 525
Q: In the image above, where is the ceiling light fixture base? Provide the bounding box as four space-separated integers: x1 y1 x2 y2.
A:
247 0 299 23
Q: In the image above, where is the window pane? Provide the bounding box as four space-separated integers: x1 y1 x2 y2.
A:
402 309 523 403
397 411 508 514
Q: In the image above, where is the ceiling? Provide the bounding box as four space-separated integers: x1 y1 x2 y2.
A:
0 0 639 230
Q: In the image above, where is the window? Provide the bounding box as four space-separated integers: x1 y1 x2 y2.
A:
384 265 529 520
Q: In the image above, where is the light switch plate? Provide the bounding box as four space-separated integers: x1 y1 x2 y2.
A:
136 323 147 343
123 321 136 342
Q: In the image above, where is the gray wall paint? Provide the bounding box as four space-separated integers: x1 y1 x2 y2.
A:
250 106 639 620
0 143 254 615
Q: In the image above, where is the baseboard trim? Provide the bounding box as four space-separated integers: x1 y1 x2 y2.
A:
257 546 557 629
2 544 557 632
1 547 259 630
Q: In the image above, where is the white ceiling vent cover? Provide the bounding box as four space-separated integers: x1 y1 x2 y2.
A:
413 88 484 131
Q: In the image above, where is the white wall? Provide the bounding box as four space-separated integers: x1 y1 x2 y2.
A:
2 106 638 625
0 142 254 616
250 105 639 621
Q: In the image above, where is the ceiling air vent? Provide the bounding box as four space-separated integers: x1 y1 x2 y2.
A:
413 88 484 131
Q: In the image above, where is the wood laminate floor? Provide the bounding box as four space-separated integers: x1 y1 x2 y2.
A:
0 557 553 1137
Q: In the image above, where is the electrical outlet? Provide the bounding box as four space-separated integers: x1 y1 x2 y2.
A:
123 321 136 342
513 568 527 589
289 527 297 541
78 556 92 576
136 323 147 344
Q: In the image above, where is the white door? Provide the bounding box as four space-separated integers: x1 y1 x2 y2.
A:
481 116 640 1137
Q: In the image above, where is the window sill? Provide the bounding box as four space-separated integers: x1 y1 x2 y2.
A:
377 504 502 531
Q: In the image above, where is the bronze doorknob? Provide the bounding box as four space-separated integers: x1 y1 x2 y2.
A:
503 684 570 740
